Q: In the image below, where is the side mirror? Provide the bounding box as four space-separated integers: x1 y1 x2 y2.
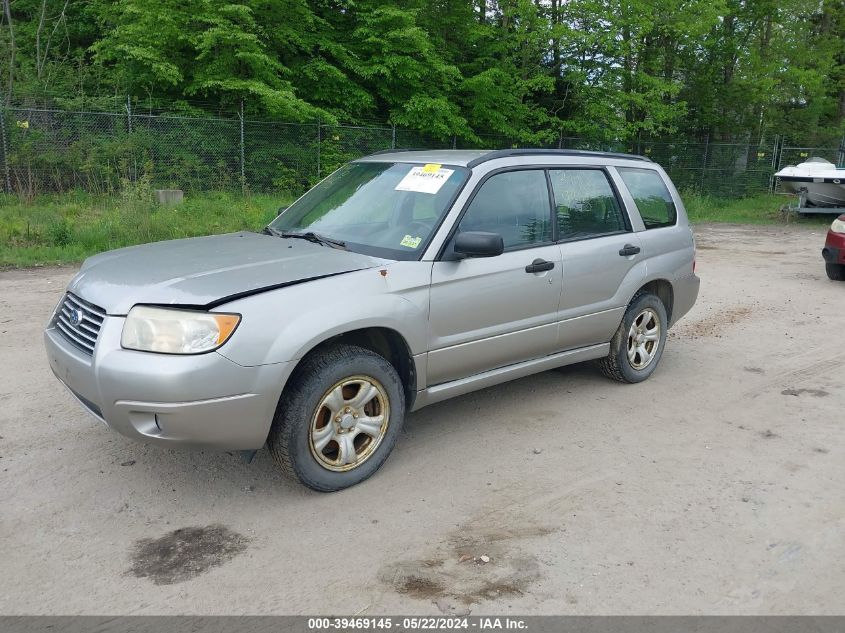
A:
453 231 504 258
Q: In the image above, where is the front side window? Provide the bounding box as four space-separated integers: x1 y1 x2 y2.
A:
270 162 469 260
549 169 627 240
458 170 552 250
617 167 677 229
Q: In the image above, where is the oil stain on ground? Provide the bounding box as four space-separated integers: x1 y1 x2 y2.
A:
128 524 249 585
781 388 829 398
380 519 551 608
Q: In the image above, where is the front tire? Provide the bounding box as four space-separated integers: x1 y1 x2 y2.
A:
267 344 405 491
600 292 668 384
825 263 845 281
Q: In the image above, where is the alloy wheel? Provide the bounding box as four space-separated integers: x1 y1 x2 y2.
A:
309 375 390 472
626 308 661 370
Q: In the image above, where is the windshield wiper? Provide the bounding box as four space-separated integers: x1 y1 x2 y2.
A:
263 226 347 249
273 229 346 250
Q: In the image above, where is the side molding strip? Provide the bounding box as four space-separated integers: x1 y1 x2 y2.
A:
412 342 610 411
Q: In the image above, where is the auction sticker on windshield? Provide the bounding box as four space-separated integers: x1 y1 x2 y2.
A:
395 164 454 194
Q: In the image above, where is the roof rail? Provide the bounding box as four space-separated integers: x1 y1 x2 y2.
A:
465 148 650 168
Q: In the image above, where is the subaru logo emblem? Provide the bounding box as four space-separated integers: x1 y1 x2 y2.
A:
69 308 84 327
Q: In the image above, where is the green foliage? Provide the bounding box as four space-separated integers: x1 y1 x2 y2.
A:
0 191 290 267
1 0 843 149
189 2 326 120
88 0 196 89
683 192 832 225
2 191 834 267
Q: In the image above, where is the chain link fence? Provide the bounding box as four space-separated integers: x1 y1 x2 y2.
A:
1 104 843 200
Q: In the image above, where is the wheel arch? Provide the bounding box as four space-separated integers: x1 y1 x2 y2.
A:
633 278 674 324
287 327 418 412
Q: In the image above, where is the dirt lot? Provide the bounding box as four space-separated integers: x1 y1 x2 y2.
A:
1 223 843 615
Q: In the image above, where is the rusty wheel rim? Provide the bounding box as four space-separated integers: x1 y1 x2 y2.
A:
309 375 390 472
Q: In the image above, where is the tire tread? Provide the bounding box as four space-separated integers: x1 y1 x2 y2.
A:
600 290 666 384
266 343 403 492
826 263 845 281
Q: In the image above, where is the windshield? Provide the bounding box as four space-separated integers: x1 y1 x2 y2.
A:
269 161 470 260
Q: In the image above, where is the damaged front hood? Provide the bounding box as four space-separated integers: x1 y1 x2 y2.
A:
69 232 387 314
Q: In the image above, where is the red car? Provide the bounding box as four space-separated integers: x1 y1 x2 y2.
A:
823 214 845 281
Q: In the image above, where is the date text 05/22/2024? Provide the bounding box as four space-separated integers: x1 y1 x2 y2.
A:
306 617 528 631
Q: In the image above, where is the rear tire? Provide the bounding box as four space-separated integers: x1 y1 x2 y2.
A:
267 344 405 492
825 263 845 281
600 292 668 384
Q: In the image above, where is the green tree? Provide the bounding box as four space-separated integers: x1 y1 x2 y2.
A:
459 0 555 144
188 1 324 121
1 0 843 150
343 2 471 139
89 0 196 97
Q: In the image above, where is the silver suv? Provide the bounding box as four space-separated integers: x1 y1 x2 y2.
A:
44 149 699 490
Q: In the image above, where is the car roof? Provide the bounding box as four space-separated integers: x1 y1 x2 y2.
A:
354 148 651 168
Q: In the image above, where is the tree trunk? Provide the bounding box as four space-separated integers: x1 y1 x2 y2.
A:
723 14 735 85
35 0 46 79
551 0 560 75
35 0 69 82
3 0 15 101
622 20 634 126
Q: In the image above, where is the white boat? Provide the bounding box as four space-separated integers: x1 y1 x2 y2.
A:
775 157 845 207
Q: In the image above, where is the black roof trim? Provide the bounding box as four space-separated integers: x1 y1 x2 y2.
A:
366 148 429 156
465 148 650 168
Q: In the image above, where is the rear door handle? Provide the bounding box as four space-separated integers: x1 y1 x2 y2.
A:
619 244 641 257
525 258 555 273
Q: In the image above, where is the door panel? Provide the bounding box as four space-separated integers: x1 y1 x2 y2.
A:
428 244 563 384
427 169 562 385
557 234 640 348
549 168 640 349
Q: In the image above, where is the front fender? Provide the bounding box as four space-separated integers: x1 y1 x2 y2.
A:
215 264 431 367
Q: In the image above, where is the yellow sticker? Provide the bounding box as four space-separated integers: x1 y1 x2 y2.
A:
421 163 442 173
400 235 422 248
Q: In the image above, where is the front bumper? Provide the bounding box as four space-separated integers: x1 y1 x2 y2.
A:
823 245 842 264
822 230 845 265
44 315 293 450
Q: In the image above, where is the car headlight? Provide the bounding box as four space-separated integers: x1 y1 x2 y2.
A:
831 217 845 234
121 306 241 354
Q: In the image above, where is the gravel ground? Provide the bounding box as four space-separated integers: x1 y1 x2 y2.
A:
1 223 843 615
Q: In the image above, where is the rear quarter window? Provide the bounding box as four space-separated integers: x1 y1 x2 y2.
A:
618 167 677 229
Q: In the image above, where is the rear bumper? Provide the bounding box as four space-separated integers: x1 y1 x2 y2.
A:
670 272 700 326
44 317 293 450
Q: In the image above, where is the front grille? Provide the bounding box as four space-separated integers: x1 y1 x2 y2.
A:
54 293 107 355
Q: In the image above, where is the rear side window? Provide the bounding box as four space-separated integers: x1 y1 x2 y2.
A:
617 168 677 229
549 169 627 240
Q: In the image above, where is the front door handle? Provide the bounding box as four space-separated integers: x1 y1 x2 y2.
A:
619 244 641 257
525 258 555 273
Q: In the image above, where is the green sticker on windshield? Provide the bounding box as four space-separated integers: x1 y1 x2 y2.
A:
400 235 422 248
